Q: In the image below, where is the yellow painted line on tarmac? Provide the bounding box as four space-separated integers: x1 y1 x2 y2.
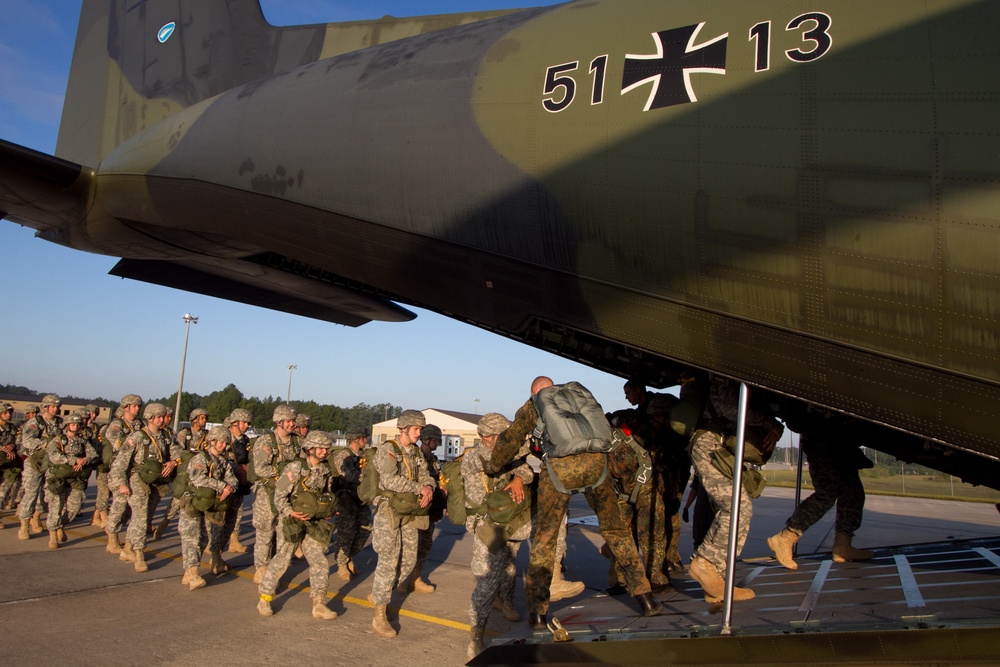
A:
66 525 473 633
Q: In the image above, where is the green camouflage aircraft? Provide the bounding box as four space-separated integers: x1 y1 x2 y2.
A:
2 2 999 493
2 1 1000 663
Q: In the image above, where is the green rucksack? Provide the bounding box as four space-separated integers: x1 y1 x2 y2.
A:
170 449 197 497
357 443 392 505
245 435 262 483
441 456 469 525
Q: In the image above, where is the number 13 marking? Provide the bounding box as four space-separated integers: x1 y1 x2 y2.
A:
749 12 832 72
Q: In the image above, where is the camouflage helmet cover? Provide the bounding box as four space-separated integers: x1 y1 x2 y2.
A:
420 424 442 441
0 402 12 413
143 403 167 419
120 394 143 406
346 425 370 441
272 404 297 422
301 430 333 450
206 425 232 444
295 413 311 428
65 413 84 425
189 408 209 420
396 410 426 429
477 412 511 437
228 408 252 423
41 394 61 407
24 404 39 414
85 403 98 414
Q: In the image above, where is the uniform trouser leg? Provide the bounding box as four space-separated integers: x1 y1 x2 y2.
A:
372 502 407 605
586 477 651 597
414 518 436 575
636 485 669 585
690 432 752 574
66 486 85 523
220 493 243 545
787 445 866 537
334 502 358 566
125 489 151 551
259 520 330 598
525 479 571 615
692 482 713 550
0 471 20 508
106 491 130 533
469 531 517 629
166 496 181 520
95 470 109 513
16 465 43 520
45 485 68 530
252 490 279 569
179 509 207 569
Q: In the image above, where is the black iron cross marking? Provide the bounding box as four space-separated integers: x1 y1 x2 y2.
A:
621 23 728 111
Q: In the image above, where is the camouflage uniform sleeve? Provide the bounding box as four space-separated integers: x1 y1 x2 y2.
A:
84 439 99 464
222 459 239 488
414 448 437 490
46 436 71 465
109 433 140 487
487 398 538 474
462 447 489 508
21 419 44 455
189 452 223 493
333 449 360 483
374 443 422 494
273 460 303 517
169 432 186 461
252 434 278 480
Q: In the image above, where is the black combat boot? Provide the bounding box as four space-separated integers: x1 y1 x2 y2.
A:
528 612 547 630
636 592 663 617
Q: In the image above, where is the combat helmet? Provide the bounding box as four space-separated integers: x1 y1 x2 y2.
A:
272 404 297 422
396 410 426 429
143 403 167 419
41 394 61 407
301 430 333 450
206 425 232 444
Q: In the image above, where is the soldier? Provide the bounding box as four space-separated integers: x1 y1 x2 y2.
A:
44 412 98 547
0 403 22 526
687 375 783 602
250 404 301 583
79 403 103 526
109 402 176 573
6 403 37 511
768 403 875 569
369 410 436 639
487 378 661 630
153 407 208 539
104 395 143 553
257 430 338 621
330 425 372 580
464 413 532 660
644 394 690 577
221 408 252 554
294 413 311 439
180 425 240 590
412 423 444 592
17 394 63 540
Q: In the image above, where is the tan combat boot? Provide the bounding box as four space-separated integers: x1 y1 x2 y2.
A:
396 572 434 594
187 566 206 590
467 626 486 660
90 511 102 527
832 532 875 562
257 595 273 617
493 597 521 622
372 605 396 638
152 515 169 541
767 528 801 570
57 527 66 543
18 519 30 540
549 568 585 602
29 512 42 534
210 551 230 576
311 595 338 620
48 530 59 549
228 533 247 553
253 566 267 585
119 540 135 563
97 510 108 528
690 556 755 602
106 531 122 554
336 564 351 581
134 548 148 573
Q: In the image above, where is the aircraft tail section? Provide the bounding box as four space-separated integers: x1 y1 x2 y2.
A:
56 0 527 167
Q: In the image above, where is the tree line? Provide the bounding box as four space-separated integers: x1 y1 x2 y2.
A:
2 382 401 433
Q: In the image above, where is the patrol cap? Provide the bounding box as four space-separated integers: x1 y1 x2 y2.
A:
421 424 442 441
301 430 333 450
346 425 370 441
189 408 209 420
65 413 84 425
120 394 143 407
85 404 98 414
24 404 39 415
396 410 426 429
295 413 311 428
206 425 232 443
228 408 252 423
272 404 297 423
143 403 167 419
41 394 62 407
477 413 511 437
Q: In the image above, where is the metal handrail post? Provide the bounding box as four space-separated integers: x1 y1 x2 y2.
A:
721 381 749 633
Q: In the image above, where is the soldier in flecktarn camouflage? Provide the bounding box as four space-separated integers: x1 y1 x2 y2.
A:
463 413 533 660
250 404 301 584
687 375 783 603
0 403 22 524
109 402 176 573
331 425 372 580
179 425 240 591
43 412 98 548
17 394 63 539
257 430 338 621
369 410 436 639
103 395 143 552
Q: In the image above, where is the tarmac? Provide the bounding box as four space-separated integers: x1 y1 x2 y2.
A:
1 486 998 666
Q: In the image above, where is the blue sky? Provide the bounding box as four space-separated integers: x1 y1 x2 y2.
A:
0 0 643 417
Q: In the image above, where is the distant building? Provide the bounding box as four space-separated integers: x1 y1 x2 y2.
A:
0 393 112 425
371 408 487 460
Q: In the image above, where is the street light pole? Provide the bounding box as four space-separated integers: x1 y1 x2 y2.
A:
287 364 297 403
173 314 198 433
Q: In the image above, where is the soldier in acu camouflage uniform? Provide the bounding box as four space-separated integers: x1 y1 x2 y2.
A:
221 408 252 553
257 430 338 621
294 413 311 439
44 412 98 547
410 423 444 592
153 407 208 540
370 410 436 639
17 394 63 540
6 403 36 512
0 403 21 525
104 395 143 552
687 375 783 602
464 413 532 660
488 378 661 629
250 404 301 583
110 402 176 573
331 425 371 580
180 425 239 591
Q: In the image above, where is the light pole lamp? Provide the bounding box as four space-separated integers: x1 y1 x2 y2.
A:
287 364 297 403
173 313 198 433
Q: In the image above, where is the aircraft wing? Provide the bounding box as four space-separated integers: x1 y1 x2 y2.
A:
0 139 90 232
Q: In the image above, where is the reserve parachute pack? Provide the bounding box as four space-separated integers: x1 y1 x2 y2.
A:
356 445 385 505
531 381 614 458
